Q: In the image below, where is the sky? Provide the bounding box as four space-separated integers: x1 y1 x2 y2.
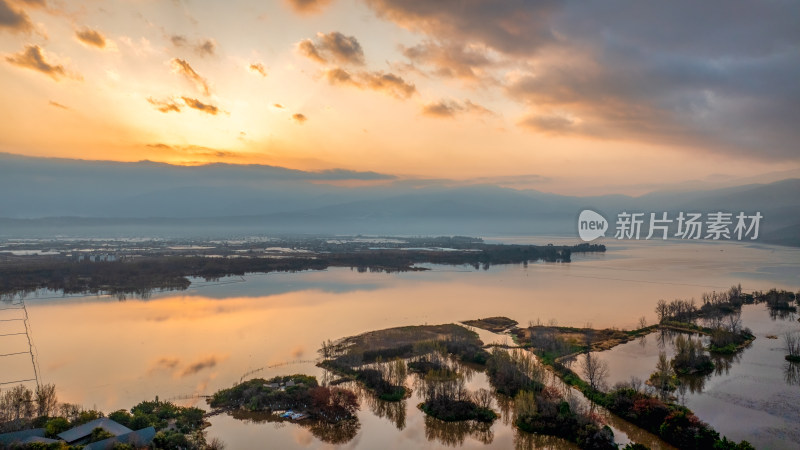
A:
0 0 798 195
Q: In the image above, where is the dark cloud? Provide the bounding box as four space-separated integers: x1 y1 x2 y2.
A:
317 31 364 65
195 39 215 56
298 31 365 65
365 0 559 56
285 0 332 15
147 97 182 113
421 99 494 118
364 0 800 160
171 35 217 57
48 100 69 110
249 62 267 77
402 41 493 81
0 0 32 33
170 35 187 47
361 71 416 99
292 113 307 124
421 99 460 118
75 27 106 48
507 44 800 157
148 357 180 374
297 39 326 64
179 356 220 377
170 58 210 95
518 114 578 134
325 67 416 99
181 96 220 115
324 66 356 85
6 45 68 80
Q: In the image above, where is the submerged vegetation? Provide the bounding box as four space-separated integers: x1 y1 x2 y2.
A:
418 371 496 423
544 356 755 450
671 334 714 375
785 332 800 363
655 285 767 354
485 348 545 397
318 323 490 403
513 320 656 364
514 388 616 450
498 286 775 450
0 272 800 450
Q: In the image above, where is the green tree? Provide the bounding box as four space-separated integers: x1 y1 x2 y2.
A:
89 427 115 443
44 417 70 437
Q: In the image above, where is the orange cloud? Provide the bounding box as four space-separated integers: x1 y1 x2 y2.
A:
5 45 71 80
249 62 267 77
181 96 220 115
298 32 365 66
147 97 182 113
422 99 494 118
324 67 416 99
48 100 70 110
297 39 326 64
285 0 332 15
170 58 210 95
75 27 106 48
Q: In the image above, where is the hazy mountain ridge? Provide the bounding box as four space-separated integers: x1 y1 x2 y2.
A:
1 154 797 244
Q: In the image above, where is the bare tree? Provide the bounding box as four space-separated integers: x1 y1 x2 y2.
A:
785 333 800 358
472 388 493 410
0 385 35 425
582 352 609 391
655 299 668 323
628 376 644 393
725 311 743 334
35 384 58 418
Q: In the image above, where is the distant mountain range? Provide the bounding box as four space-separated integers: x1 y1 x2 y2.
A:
1 153 798 245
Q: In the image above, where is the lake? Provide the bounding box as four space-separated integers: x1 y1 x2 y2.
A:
1 238 798 448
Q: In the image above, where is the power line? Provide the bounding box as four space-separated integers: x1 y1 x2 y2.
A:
22 302 41 389
0 300 40 389
0 378 36 386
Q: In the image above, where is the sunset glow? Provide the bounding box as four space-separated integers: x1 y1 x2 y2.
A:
1 0 798 195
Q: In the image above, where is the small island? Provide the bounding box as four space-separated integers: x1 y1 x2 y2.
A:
462 316 518 332
208 375 359 423
0 236 605 299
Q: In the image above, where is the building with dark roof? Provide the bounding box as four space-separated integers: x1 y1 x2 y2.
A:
57 417 133 445
84 426 156 450
0 428 47 446
0 419 156 449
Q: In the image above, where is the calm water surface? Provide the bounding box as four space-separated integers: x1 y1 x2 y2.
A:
1 238 797 448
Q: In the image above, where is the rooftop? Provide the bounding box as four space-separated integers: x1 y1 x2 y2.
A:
57 417 133 443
